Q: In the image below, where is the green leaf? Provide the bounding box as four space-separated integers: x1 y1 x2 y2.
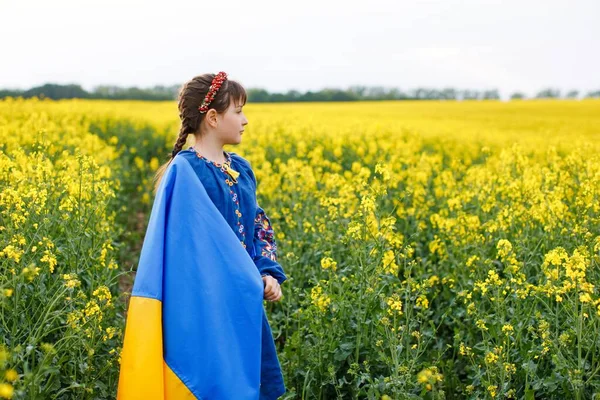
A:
525 388 535 400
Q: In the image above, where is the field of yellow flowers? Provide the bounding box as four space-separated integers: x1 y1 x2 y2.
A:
0 97 599 399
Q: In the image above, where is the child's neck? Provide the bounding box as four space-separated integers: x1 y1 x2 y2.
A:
192 144 227 164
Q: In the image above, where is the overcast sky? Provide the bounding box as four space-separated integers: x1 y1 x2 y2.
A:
1 0 598 98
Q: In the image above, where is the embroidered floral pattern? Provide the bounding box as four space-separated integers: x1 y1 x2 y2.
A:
230 188 245 248
254 210 277 261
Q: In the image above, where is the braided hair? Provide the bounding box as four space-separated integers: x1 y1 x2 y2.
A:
152 73 247 194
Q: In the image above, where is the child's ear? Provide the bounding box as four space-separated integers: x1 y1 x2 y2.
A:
206 109 218 127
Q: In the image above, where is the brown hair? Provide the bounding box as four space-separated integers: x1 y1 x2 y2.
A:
152 73 247 193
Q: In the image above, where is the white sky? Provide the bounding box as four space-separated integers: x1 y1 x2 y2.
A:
1 0 598 98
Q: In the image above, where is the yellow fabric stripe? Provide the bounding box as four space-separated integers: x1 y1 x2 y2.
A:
117 296 164 399
164 363 197 399
117 296 196 399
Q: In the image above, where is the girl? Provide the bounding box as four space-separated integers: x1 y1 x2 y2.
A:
118 72 287 400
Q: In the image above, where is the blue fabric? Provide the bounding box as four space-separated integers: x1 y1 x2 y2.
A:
178 147 287 285
132 151 286 399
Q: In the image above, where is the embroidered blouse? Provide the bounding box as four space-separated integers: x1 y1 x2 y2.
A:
177 147 287 285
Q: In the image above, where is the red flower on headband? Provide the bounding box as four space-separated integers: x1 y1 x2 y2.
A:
199 71 228 113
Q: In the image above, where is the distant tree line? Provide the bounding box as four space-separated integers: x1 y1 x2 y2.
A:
1 83 599 102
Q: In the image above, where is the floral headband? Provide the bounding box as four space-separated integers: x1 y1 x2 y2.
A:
198 71 228 113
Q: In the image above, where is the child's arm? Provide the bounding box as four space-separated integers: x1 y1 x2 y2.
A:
254 203 285 302
253 204 287 285
244 158 288 285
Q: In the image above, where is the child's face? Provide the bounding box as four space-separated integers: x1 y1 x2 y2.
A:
216 98 248 145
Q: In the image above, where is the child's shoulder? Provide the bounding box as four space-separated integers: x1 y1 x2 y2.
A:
229 152 256 183
174 147 197 162
228 152 252 170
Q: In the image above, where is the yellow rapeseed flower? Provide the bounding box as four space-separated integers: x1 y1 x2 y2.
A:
385 294 403 316
0 383 14 399
496 239 512 259
310 284 331 313
4 369 18 382
320 257 338 272
485 351 499 364
502 324 514 335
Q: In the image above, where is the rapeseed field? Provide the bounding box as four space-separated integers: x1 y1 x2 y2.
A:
1 97 599 399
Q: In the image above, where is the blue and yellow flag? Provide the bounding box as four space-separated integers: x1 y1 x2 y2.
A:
117 155 285 399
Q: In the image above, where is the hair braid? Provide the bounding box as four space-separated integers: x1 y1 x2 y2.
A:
170 116 198 159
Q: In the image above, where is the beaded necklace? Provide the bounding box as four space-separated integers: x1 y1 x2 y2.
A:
189 146 246 249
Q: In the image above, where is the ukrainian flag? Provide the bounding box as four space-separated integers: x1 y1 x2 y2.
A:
117 155 285 399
